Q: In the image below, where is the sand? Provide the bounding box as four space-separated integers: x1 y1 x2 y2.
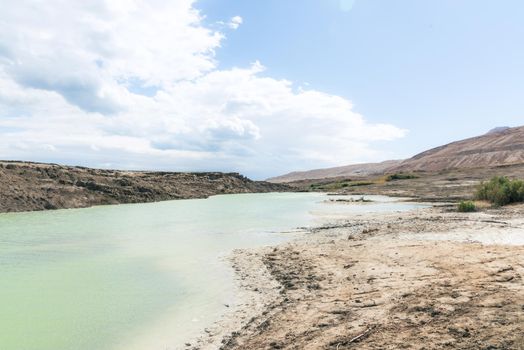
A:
188 203 524 350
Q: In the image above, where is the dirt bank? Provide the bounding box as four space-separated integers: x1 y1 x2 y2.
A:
0 161 289 213
196 204 524 350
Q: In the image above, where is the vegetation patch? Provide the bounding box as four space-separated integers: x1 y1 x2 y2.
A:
386 173 419 181
311 180 374 191
476 176 524 207
457 201 476 212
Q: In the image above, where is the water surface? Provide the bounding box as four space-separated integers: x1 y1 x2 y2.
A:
0 193 423 350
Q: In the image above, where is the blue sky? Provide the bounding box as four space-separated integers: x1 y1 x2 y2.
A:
198 0 524 156
0 0 523 178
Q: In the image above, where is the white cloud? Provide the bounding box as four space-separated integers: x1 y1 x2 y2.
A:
228 16 243 30
0 0 221 112
0 0 406 179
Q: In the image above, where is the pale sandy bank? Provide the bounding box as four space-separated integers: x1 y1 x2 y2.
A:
189 203 524 350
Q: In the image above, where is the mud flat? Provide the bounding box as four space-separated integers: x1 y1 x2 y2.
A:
193 203 524 350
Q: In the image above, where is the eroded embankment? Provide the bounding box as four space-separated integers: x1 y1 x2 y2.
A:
0 161 288 213
205 205 524 350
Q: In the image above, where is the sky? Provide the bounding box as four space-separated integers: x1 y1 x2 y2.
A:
0 0 523 179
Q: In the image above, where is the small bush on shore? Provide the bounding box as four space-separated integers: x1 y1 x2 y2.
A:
458 201 476 212
476 176 524 206
386 173 419 181
310 180 374 191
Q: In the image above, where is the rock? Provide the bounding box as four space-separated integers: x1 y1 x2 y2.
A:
0 161 290 213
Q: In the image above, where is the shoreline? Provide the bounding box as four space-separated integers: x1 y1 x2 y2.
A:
189 202 524 349
0 161 289 214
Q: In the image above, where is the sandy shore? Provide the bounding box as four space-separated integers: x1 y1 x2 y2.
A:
189 202 524 350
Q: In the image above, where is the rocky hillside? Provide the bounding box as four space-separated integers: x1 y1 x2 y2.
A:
0 161 289 213
270 126 524 183
390 125 524 173
267 160 402 183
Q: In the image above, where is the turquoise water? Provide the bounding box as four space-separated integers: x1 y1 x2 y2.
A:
0 193 423 350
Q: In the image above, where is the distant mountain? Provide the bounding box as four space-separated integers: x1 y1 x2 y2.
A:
390 125 524 173
269 125 524 183
267 160 403 183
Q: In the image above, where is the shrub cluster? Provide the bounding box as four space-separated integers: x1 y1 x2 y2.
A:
457 201 476 212
386 173 418 181
310 180 374 191
476 176 524 206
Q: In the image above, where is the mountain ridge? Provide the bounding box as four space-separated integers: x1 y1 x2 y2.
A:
267 160 403 183
269 125 524 183
389 125 524 173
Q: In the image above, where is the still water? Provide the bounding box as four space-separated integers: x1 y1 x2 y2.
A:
0 193 424 350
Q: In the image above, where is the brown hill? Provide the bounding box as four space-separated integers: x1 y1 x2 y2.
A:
0 161 288 213
390 125 524 173
267 160 403 183
269 126 524 183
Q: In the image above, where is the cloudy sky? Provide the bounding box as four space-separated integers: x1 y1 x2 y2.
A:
1 0 523 179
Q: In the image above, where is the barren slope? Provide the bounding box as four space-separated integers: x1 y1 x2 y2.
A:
390 125 524 172
0 161 288 213
269 126 524 183
267 160 402 183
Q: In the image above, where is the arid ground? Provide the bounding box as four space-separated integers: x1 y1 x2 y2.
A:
0 161 287 213
193 202 524 350
287 163 524 202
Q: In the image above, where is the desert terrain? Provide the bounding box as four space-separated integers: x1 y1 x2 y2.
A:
270 126 524 183
0 161 287 213
191 126 524 349
193 203 524 350
286 163 524 203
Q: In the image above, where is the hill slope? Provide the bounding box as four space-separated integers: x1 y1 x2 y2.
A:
269 126 524 183
390 125 524 173
267 160 403 183
0 161 288 213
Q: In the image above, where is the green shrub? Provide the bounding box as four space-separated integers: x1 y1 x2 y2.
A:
476 176 524 206
458 201 476 212
311 180 374 191
386 173 419 181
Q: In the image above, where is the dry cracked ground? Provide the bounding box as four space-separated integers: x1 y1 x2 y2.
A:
218 206 524 350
